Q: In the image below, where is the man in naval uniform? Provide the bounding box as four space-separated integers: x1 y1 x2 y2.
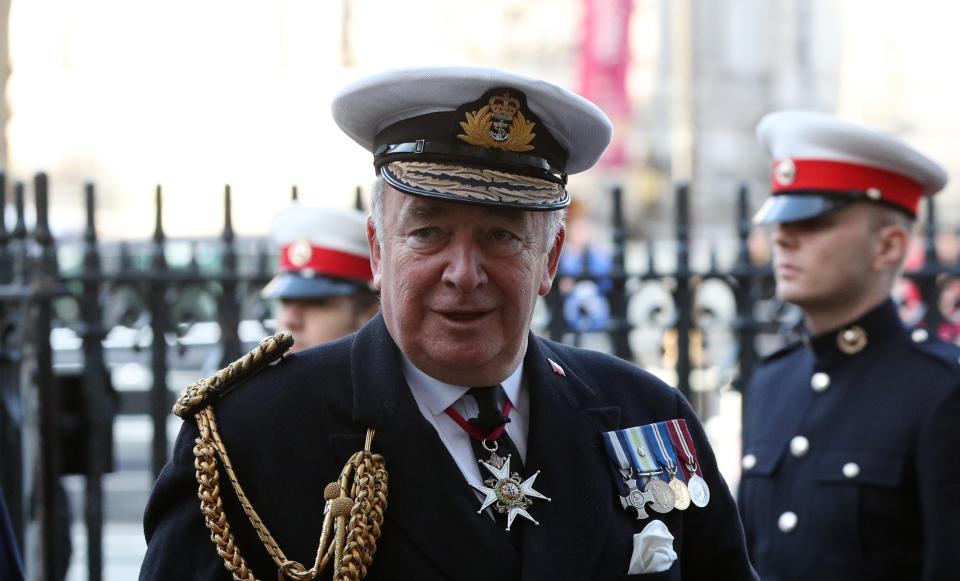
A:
261 202 379 352
738 111 960 581
139 66 758 580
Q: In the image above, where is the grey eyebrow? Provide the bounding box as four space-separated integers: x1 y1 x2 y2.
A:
405 205 447 220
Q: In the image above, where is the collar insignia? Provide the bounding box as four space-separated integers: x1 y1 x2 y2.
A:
837 325 867 354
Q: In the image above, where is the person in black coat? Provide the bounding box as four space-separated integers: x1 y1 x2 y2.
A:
139 66 758 580
738 111 960 581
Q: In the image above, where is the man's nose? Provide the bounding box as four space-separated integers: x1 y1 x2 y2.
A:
772 223 796 248
441 240 487 291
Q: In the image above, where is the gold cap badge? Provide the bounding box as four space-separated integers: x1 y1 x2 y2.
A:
458 92 536 152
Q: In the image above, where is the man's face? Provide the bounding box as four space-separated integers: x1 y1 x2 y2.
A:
771 203 880 313
277 295 370 352
369 186 563 386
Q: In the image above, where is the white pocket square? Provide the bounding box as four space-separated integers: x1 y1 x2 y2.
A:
627 519 677 575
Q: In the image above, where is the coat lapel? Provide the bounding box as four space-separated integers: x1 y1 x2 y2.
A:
519 337 621 580
330 315 518 580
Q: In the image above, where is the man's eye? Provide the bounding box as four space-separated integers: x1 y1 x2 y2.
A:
413 228 436 239
491 229 515 242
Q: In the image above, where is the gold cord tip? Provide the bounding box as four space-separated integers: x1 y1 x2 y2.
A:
329 497 353 517
323 482 341 500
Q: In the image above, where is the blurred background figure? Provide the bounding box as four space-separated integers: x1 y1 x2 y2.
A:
0 485 23 581
739 111 960 581
262 202 379 351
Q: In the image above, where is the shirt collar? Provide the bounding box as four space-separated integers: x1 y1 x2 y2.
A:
401 355 525 417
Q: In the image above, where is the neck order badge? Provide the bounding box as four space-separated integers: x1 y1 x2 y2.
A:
445 394 551 532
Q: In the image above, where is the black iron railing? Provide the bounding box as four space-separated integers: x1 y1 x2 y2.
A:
1 173 958 578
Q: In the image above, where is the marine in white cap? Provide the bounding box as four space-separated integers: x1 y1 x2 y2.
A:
738 111 960 581
140 66 758 581
262 203 379 351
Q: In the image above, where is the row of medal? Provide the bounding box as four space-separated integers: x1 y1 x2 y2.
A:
602 419 711 519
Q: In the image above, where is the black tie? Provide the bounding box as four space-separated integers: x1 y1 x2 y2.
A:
467 385 524 475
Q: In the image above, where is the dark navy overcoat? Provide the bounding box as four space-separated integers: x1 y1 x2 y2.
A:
141 314 757 580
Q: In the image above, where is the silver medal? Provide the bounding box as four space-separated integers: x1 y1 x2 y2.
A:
619 478 655 519
687 474 711 508
643 477 675 514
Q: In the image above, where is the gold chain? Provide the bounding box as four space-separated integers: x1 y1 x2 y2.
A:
186 334 388 580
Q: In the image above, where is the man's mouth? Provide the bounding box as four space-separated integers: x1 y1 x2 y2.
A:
440 310 490 321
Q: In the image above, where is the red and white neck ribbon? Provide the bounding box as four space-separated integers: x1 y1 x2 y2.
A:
445 401 514 444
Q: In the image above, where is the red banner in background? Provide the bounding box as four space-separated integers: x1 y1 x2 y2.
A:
578 0 633 168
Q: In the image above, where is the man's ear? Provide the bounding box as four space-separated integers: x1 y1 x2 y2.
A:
539 228 566 296
873 224 910 272
367 218 383 291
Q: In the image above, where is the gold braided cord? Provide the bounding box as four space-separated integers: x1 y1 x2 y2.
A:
174 331 293 418
194 406 387 581
185 332 388 581
195 411 258 581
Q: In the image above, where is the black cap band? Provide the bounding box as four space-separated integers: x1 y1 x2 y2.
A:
374 140 567 185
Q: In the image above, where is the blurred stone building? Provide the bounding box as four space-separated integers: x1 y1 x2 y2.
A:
2 0 958 243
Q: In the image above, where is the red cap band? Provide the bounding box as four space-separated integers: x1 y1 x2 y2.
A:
772 159 924 215
279 244 372 282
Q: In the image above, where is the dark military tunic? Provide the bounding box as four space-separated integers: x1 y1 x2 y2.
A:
140 314 758 580
739 300 960 580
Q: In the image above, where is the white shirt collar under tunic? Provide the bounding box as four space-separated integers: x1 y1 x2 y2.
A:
401 355 529 489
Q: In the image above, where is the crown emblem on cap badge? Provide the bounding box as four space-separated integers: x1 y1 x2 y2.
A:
288 238 313 268
458 92 536 152
774 159 796 186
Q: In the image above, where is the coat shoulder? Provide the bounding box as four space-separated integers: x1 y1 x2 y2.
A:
758 339 804 366
534 336 681 409
906 329 960 372
175 332 356 425
172 331 295 418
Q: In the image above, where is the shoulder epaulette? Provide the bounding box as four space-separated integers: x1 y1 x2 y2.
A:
173 331 294 418
759 339 804 364
907 328 960 369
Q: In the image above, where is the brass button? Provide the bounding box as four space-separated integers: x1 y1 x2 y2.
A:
911 328 929 343
837 325 867 354
742 454 757 470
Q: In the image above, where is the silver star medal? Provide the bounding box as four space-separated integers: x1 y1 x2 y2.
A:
471 445 551 531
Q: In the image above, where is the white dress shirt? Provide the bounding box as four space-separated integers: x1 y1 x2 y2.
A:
401 355 530 489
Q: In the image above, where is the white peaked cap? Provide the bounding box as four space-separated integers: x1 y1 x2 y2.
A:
754 110 948 224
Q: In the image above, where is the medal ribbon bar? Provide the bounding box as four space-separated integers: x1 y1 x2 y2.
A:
665 419 702 478
602 427 659 475
640 423 682 483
